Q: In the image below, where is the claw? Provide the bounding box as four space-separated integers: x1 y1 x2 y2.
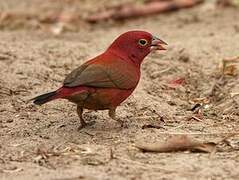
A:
77 121 96 130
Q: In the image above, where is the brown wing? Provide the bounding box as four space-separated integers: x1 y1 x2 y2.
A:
63 58 139 90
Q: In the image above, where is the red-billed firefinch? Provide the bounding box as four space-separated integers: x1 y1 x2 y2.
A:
32 30 167 129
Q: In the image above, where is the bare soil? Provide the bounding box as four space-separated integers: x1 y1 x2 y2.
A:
0 1 239 180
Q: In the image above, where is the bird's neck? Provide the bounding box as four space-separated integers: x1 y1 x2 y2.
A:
107 49 144 68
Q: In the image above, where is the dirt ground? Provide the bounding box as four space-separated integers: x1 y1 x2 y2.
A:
0 1 239 180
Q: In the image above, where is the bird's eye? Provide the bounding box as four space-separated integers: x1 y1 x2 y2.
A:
138 39 148 46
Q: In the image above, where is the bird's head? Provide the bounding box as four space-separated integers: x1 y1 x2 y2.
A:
107 30 167 65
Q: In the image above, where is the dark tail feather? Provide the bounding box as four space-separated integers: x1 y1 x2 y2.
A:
32 91 57 105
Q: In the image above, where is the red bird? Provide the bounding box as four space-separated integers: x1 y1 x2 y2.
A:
32 30 167 129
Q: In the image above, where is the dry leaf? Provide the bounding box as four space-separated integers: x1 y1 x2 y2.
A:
221 56 239 76
136 135 216 153
223 64 237 76
167 77 186 89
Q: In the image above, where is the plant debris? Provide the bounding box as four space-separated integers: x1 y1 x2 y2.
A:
221 56 239 76
167 77 186 89
86 0 204 23
142 124 165 129
136 135 217 153
217 0 239 7
1 166 23 173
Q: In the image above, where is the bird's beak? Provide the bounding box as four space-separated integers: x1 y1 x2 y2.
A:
151 36 167 51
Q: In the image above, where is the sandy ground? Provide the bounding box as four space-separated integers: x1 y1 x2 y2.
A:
0 1 239 180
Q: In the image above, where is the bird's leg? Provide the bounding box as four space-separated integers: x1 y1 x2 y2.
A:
77 105 96 130
108 108 124 127
77 105 87 130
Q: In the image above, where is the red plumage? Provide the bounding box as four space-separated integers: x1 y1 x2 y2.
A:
32 30 167 128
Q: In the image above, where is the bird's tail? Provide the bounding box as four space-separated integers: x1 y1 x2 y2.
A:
32 91 57 105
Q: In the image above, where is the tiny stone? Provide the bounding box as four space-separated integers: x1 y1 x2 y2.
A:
178 54 190 62
6 119 14 123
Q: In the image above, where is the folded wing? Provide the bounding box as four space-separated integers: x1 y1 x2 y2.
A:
63 57 139 90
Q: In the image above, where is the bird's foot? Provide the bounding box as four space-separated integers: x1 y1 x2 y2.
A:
116 119 128 128
77 120 96 130
108 108 128 128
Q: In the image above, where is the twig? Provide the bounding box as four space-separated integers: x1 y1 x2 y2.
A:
142 124 165 129
190 115 203 122
86 0 204 22
230 92 239 97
